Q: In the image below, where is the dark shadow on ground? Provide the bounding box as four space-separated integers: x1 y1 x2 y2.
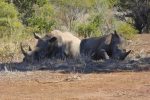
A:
0 57 150 73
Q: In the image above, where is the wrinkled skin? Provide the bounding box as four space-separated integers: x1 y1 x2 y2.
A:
80 31 131 60
21 30 81 62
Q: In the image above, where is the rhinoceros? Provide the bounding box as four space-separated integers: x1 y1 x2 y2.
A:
110 31 131 60
21 30 81 62
80 31 131 60
21 30 131 62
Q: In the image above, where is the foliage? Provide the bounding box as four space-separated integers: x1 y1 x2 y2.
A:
90 0 118 34
0 1 23 38
50 0 96 31
116 0 150 33
10 0 49 25
77 23 99 38
27 3 56 33
0 0 142 62
0 0 140 38
76 14 103 37
50 0 118 37
115 21 138 39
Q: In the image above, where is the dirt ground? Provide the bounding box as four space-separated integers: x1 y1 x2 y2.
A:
0 71 150 100
0 34 150 100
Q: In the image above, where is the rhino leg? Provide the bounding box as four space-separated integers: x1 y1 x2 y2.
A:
99 49 110 59
91 49 109 60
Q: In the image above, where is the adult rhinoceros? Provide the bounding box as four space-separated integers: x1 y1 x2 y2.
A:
21 30 131 62
80 31 131 60
21 30 81 62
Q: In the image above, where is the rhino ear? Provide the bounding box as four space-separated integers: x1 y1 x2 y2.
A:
33 33 41 39
28 45 32 51
48 37 57 43
114 30 117 34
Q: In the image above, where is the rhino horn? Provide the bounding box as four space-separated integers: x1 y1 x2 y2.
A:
20 43 28 56
33 33 41 39
121 50 131 60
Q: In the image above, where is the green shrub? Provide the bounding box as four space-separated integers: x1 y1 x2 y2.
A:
0 2 18 18
76 14 102 37
76 23 100 37
0 1 24 38
116 21 138 39
27 4 56 33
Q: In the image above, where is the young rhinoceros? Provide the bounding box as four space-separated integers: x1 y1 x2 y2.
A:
21 30 81 62
80 31 131 60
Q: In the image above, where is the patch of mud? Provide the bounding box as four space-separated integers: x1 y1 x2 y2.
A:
0 56 149 73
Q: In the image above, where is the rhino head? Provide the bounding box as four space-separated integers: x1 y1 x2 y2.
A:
111 31 131 60
21 33 57 62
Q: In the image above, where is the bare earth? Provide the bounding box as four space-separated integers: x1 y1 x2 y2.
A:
0 72 150 100
0 34 150 100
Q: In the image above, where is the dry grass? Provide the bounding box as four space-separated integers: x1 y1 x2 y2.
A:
0 33 37 63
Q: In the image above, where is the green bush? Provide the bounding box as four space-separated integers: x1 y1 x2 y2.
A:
116 21 138 39
0 2 17 18
76 14 102 37
27 4 56 33
0 1 24 38
76 23 100 38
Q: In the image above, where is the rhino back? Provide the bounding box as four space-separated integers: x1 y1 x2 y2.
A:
80 34 112 55
80 37 101 55
49 30 81 58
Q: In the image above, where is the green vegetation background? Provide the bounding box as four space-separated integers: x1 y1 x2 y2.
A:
2 0 147 62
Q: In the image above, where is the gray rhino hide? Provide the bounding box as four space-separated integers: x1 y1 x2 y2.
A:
80 31 131 60
21 30 130 62
21 30 81 62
